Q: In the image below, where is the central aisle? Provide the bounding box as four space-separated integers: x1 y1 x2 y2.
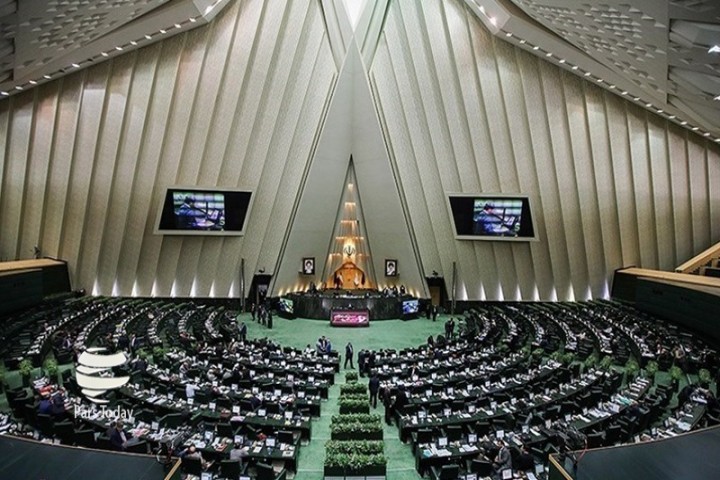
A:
236 313 449 479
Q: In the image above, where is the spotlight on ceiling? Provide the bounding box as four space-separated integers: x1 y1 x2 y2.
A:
709 45 720 54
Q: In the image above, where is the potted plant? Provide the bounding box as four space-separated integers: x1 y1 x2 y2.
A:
18 359 34 387
345 371 359 383
598 356 613 373
583 353 599 373
549 350 564 363
644 360 658 384
323 451 349 477
624 358 640 384
340 383 367 395
561 352 576 366
669 365 683 391
43 358 59 382
346 453 387 477
698 368 712 388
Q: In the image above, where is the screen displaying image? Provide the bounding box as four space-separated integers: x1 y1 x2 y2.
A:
173 192 225 230
279 298 294 314
448 194 536 241
473 198 522 236
402 299 419 314
156 187 252 235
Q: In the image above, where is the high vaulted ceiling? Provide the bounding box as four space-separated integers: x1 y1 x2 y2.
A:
465 0 720 141
0 0 231 96
1 0 717 142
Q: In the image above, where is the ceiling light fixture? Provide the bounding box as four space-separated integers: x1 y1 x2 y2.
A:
29 80 37 85
71 63 80 68
43 75 51 79
559 59 566 64
709 45 720 53
189 17 197 23
546 52 552 57
533 46 539 50
101 52 109 57
571 65 578 70
160 29 167 34
505 32 512 37
115 46 123 51
145 34 152 40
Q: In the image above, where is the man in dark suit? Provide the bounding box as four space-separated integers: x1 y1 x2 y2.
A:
493 440 511 472
393 386 408 414
369 372 380 408
110 421 129 451
344 342 354 369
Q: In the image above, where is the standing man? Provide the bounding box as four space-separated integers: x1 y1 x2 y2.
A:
432 305 438 322
239 322 247 342
369 372 380 409
344 342 354 369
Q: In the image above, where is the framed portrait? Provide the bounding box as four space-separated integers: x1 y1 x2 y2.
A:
302 257 315 275
385 259 398 277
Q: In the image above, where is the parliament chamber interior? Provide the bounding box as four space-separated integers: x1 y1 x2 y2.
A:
0 1 719 480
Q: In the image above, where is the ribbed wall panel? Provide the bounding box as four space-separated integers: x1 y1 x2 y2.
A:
366 0 720 301
1 0 718 301
0 0 337 296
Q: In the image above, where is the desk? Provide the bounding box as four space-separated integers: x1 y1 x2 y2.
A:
285 292 415 320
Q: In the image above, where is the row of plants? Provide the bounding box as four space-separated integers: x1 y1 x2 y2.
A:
330 415 383 440
325 440 384 455
325 373 386 477
339 382 367 395
324 452 387 475
338 389 370 414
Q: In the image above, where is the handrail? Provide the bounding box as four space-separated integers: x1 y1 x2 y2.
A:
675 241 720 273
618 267 720 289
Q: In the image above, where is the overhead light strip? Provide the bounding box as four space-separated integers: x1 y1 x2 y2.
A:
497 29 720 144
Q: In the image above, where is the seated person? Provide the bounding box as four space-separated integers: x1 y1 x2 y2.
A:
110 421 131 451
229 443 247 463
181 445 213 469
516 446 535 471
492 440 511 472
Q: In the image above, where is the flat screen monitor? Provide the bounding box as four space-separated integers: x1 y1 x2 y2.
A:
438 437 448 447
447 194 537 241
279 298 294 314
402 299 419 314
266 437 276 448
155 186 253 235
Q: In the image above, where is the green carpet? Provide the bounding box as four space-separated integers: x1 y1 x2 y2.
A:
237 313 452 480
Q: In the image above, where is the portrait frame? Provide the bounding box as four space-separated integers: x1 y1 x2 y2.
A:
385 259 398 277
302 257 315 275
